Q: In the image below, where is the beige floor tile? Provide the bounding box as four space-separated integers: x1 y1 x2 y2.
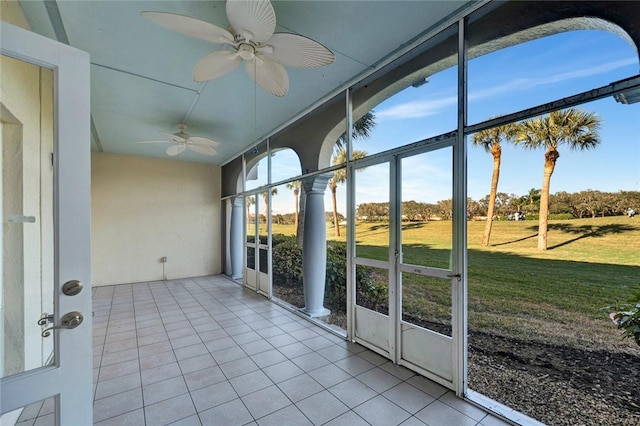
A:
240 385 291 420
198 399 253 426
295 390 349 425
354 395 411 426
144 393 196 426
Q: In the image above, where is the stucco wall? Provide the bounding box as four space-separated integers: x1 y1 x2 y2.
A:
91 153 221 286
1 0 55 378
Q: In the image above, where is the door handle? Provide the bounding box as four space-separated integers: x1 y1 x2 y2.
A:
41 311 84 337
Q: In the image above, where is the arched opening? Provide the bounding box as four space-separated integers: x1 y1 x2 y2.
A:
463 22 639 424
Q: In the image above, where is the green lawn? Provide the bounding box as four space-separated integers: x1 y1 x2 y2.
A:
270 216 640 351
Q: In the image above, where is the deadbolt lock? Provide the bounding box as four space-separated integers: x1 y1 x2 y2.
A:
62 280 83 296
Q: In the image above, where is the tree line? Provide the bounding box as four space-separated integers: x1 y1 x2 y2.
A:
354 189 639 222
256 108 626 251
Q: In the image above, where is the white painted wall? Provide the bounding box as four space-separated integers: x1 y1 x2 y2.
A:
91 153 221 286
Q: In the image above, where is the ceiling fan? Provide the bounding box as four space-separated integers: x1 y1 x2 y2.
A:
142 0 335 96
136 123 219 156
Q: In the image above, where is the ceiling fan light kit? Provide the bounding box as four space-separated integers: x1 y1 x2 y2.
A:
142 0 335 97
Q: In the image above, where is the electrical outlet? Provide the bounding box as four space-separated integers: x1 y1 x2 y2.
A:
161 257 167 263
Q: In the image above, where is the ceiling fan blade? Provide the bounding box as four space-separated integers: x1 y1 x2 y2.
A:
226 0 276 43
188 136 220 147
141 12 234 45
193 50 243 82
135 140 172 144
262 33 335 68
188 144 218 156
166 144 187 156
245 58 289 97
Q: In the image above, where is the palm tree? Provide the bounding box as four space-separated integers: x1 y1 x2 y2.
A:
329 149 366 236
261 187 278 222
286 181 301 232
329 111 377 236
246 195 255 218
472 122 517 246
523 188 541 214
335 111 376 150
516 108 601 250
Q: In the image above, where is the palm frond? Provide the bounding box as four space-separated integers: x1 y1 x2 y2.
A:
471 119 517 152
334 111 376 151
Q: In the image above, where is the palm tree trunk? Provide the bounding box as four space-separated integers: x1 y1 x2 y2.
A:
538 148 559 250
330 181 340 237
296 188 306 246
294 189 299 234
482 145 501 247
263 195 269 224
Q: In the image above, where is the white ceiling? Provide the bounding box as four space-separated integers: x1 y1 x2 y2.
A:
20 0 476 165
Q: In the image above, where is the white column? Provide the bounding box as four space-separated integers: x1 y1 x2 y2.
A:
230 196 244 280
300 174 331 317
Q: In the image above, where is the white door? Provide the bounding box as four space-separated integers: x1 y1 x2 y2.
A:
244 192 271 296
245 193 260 291
0 22 92 425
396 144 456 388
351 139 457 389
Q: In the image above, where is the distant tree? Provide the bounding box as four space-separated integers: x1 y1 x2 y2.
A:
437 199 453 220
329 149 367 236
472 122 517 246
286 181 301 233
329 111 376 236
246 195 255 217
549 191 576 216
261 188 278 219
517 108 602 250
467 198 482 220
523 188 541 214
494 192 512 217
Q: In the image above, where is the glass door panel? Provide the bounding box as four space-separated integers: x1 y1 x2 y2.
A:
353 161 392 356
257 191 270 296
1 59 54 381
355 163 390 260
400 147 453 337
398 145 455 386
401 273 451 337
245 194 258 290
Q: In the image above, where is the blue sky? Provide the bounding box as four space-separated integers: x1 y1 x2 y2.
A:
254 30 639 216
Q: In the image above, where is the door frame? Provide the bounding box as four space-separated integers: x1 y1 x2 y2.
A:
0 22 92 424
244 190 271 297
348 134 462 390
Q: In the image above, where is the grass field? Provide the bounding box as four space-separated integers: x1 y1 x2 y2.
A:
266 215 640 423
268 216 640 351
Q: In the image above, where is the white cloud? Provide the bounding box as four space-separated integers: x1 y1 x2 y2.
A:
377 57 636 121
377 96 457 120
470 57 637 101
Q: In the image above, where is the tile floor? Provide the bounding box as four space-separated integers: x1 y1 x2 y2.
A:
18 275 511 426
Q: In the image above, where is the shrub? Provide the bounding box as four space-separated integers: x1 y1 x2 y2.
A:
606 292 640 347
272 240 302 288
272 233 296 248
271 239 381 315
325 242 381 314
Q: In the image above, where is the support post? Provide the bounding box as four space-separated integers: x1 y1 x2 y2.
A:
300 174 331 317
230 195 244 280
